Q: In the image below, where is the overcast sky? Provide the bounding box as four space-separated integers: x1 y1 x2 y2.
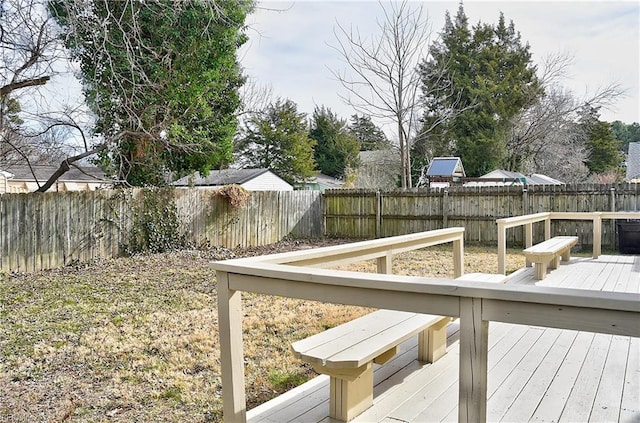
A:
239 0 640 139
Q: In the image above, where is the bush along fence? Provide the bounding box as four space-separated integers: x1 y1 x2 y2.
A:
0 188 323 273
324 183 640 249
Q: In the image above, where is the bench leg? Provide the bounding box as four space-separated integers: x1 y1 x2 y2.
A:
550 255 560 270
329 365 373 421
534 262 547 280
418 318 450 363
561 250 571 262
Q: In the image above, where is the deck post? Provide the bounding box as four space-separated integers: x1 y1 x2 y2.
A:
593 213 602 258
453 235 464 278
217 271 247 423
525 223 533 267
497 222 506 274
544 217 551 240
459 297 488 423
377 253 393 274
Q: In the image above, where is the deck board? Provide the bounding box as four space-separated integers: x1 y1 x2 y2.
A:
247 255 640 423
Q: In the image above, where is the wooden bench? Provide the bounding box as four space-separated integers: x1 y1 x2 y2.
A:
291 310 451 421
523 236 578 280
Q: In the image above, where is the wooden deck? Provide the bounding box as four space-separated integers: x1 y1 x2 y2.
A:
247 254 640 423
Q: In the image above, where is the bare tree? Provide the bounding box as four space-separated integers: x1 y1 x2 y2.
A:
331 0 432 188
0 0 116 191
506 52 624 181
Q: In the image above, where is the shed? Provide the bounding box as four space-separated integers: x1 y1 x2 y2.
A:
626 142 640 182
172 168 293 191
0 164 113 194
426 157 466 188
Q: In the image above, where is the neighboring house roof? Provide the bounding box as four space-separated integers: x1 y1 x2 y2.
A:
426 157 466 177
172 168 293 191
311 173 344 190
626 142 640 181
481 169 526 181
465 169 564 186
172 168 272 186
0 164 109 183
527 173 564 185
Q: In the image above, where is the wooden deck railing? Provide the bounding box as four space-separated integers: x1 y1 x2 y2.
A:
496 211 640 274
211 228 640 423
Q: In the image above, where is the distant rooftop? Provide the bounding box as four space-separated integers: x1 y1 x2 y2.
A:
0 164 109 183
172 168 270 186
626 142 640 181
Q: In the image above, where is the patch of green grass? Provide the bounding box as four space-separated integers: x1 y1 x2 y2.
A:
160 386 183 402
268 369 310 391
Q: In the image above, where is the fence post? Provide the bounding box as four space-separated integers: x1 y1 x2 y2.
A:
522 188 528 215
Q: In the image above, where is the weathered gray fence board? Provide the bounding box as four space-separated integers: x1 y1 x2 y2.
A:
0 189 323 273
324 184 640 248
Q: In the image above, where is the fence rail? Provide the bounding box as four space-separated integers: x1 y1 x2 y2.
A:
324 183 640 248
0 189 323 273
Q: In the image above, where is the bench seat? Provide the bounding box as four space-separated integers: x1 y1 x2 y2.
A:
523 236 578 280
291 309 451 421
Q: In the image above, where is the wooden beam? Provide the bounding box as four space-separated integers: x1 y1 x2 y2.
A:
227 272 460 317
482 299 640 337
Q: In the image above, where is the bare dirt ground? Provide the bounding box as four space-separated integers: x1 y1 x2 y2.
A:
0 238 525 422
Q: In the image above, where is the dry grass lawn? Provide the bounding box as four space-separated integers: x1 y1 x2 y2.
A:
0 240 525 422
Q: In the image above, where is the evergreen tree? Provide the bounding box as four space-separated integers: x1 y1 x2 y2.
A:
51 0 252 185
236 99 317 184
310 107 360 178
349 114 391 151
419 5 541 176
612 121 640 153
579 106 623 174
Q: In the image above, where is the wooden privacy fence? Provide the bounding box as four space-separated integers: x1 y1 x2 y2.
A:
0 188 323 273
324 183 640 248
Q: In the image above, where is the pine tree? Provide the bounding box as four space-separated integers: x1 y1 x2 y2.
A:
419 6 541 176
236 99 317 184
348 114 391 151
310 107 360 178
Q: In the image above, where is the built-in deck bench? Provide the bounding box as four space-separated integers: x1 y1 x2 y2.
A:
523 236 578 280
291 309 451 421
